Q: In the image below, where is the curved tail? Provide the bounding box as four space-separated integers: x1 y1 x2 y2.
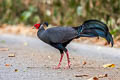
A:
77 20 114 47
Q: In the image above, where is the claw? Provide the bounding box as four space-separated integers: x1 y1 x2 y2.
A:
64 66 70 69
64 62 71 69
53 66 61 69
53 54 64 69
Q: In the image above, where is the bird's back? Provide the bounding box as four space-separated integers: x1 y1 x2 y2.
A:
38 27 78 44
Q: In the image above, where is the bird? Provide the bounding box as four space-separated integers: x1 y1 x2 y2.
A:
33 20 114 69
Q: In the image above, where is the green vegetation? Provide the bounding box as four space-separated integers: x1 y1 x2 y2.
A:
0 0 120 37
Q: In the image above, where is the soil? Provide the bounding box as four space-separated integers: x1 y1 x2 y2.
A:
0 34 120 80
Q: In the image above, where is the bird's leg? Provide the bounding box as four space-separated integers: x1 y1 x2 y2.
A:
65 50 71 69
53 53 64 69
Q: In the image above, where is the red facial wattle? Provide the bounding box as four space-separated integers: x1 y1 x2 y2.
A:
34 24 41 29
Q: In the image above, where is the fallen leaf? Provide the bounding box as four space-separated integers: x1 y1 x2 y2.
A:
117 68 120 70
0 48 9 51
23 70 27 72
8 53 15 57
15 69 18 72
87 77 99 80
98 74 108 78
97 46 102 50
48 56 51 59
83 61 87 65
5 64 11 66
103 64 115 68
24 42 28 46
27 67 40 68
75 74 89 77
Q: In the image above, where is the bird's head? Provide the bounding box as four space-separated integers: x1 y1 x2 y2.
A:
33 22 48 29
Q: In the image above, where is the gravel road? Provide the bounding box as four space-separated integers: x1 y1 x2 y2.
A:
0 34 120 80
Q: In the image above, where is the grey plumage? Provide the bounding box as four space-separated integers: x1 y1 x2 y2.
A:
34 20 114 69
38 27 78 43
36 20 114 53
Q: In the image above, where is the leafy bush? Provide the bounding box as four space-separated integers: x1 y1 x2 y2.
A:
0 0 120 37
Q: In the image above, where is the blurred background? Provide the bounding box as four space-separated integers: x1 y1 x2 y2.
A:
0 0 120 47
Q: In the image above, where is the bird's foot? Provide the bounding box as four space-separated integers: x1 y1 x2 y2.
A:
53 65 61 69
64 63 71 69
64 66 70 69
64 65 70 69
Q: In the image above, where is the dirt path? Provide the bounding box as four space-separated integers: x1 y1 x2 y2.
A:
0 34 120 80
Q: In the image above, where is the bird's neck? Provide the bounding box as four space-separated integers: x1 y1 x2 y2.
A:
38 23 48 31
37 25 45 36
38 26 45 32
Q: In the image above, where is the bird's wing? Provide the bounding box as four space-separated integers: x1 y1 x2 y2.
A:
43 27 78 43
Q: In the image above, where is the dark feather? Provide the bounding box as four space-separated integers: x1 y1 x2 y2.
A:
77 20 114 47
37 19 114 49
38 27 78 44
83 20 108 33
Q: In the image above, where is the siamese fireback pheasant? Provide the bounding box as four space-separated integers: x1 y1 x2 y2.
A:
33 20 114 69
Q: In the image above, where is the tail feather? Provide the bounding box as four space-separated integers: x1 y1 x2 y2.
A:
106 32 114 47
77 20 114 47
83 20 109 33
79 29 99 37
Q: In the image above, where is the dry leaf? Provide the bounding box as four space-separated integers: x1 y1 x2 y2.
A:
0 48 9 51
48 56 51 59
15 69 18 72
83 61 87 65
103 64 115 68
23 70 27 72
24 42 28 46
75 74 88 77
27 67 40 68
8 53 15 57
98 74 108 78
87 77 99 80
5 64 11 66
